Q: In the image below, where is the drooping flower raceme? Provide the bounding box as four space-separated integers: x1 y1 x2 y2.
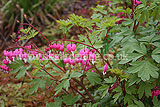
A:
1 48 30 72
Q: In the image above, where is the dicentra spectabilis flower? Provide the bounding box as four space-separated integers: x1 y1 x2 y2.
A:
134 0 141 5
49 44 54 49
20 53 28 62
19 48 23 53
45 47 50 52
53 43 60 51
2 59 9 65
25 45 31 49
159 13 160 18
89 52 96 64
89 52 96 60
24 53 28 59
76 57 81 63
38 53 42 59
69 59 75 66
91 70 95 72
91 49 95 53
103 63 108 75
81 60 90 66
32 50 38 56
49 53 54 57
18 31 21 35
0 65 9 71
64 58 71 64
81 60 87 66
13 49 19 58
4 50 12 57
110 13 114 17
60 43 64 52
66 44 76 52
117 12 124 18
80 48 89 58
3 50 7 56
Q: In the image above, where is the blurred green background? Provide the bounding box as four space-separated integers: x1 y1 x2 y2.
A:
0 0 76 51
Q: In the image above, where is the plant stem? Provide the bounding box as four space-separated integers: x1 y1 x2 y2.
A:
72 78 96 103
41 69 69 95
70 85 90 103
130 0 134 19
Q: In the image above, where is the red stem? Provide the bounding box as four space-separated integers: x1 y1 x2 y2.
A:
70 85 90 103
72 78 96 103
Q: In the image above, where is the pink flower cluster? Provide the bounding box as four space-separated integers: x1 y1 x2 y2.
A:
0 65 9 71
63 46 96 71
1 48 29 72
46 43 64 52
4 48 28 61
44 43 107 73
